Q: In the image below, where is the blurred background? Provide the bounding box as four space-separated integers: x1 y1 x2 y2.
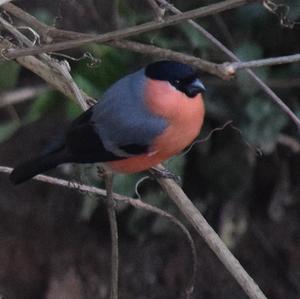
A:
0 0 300 298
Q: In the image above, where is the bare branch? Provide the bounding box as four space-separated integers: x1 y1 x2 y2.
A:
152 165 268 299
102 170 119 299
263 0 300 29
0 38 92 104
2 3 230 79
224 53 300 73
110 40 228 79
277 134 300 153
54 60 89 110
0 0 13 6
5 2 300 80
0 16 92 110
204 77 300 89
0 85 49 108
1 0 255 59
0 164 197 296
146 0 165 21
2 2 52 41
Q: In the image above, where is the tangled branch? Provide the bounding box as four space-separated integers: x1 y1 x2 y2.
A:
1 0 254 59
0 165 198 297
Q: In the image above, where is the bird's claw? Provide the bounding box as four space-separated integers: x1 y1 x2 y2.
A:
150 167 182 186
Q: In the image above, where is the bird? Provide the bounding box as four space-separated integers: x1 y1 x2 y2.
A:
10 60 206 185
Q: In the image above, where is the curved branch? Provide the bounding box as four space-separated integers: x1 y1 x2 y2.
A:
152 166 267 299
0 165 197 296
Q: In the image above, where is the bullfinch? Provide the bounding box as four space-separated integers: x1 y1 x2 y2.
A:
10 60 206 185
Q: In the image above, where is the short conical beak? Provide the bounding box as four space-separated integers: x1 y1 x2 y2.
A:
186 78 206 97
190 78 206 93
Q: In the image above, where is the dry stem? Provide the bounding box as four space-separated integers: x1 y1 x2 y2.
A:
152 166 267 299
0 85 49 107
0 165 197 296
3 0 300 128
146 0 165 21
0 0 12 6
103 171 119 299
224 53 300 72
2 0 254 59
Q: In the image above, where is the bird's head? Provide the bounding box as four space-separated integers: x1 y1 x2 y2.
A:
145 60 206 98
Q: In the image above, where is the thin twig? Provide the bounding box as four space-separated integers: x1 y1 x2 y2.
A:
0 164 197 296
151 165 268 299
110 40 227 78
263 0 300 29
277 134 300 153
158 0 300 132
5 3 299 76
224 53 300 72
202 77 300 89
103 170 119 299
1 21 115 295
0 38 91 103
0 15 91 109
146 0 165 21
0 85 49 108
133 175 197 297
2 2 52 42
1 0 255 59
54 59 89 110
0 0 12 6
6 1 299 131
245 68 300 131
1 3 230 79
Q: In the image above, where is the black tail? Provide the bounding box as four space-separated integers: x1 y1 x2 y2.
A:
10 152 67 185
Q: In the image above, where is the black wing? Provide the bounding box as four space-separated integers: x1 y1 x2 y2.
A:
65 106 149 163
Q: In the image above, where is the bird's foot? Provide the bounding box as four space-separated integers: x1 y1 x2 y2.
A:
86 97 97 107
150 166 182 186
97 166 106 178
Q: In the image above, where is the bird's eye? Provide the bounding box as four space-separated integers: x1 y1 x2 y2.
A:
175 79 180 84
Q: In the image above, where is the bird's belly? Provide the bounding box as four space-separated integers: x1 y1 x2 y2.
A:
151 94 205 158
106 153 164 173
107 95 205 174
